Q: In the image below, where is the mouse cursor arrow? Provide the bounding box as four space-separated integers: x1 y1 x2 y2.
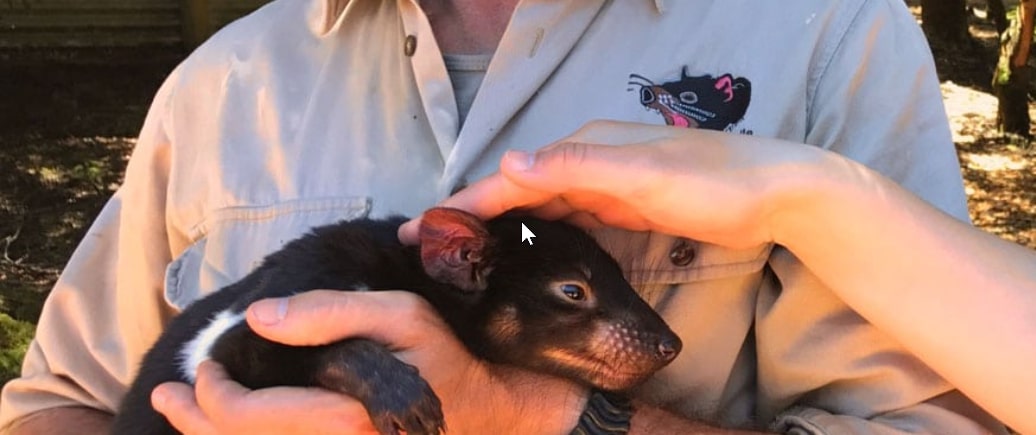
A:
521 223 536 245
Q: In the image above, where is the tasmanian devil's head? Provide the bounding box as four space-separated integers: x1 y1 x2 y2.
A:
417 207 682 392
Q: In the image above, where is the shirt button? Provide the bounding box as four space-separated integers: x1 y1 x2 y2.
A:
404 35 417 56
669 238 696 267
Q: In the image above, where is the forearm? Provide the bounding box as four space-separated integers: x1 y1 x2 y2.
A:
5 407 112 435
474 366 587 434
486 367 767 434
769 153 1036 434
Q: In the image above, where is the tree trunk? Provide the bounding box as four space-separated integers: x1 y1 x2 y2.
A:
989 0 1008 35
994 0 1036 140
921 0 970 42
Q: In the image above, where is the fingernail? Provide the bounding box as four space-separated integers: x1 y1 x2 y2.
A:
398 220 418 244
252 298 288 325
504 150 534 171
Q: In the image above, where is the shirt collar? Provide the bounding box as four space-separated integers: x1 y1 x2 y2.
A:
308 0 350 36
311 0 668 35
652 0 667 14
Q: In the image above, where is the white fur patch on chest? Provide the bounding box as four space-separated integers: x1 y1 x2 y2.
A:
179 309 246 383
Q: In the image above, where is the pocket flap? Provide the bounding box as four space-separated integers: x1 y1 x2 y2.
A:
164 197 371 311
589 227 773 286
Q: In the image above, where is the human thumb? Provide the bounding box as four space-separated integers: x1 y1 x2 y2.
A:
499 143 638 196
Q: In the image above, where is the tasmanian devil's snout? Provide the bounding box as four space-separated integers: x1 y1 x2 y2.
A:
578 313 682 391
602 318 682 364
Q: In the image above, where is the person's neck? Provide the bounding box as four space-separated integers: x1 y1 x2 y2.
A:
420 0 520 55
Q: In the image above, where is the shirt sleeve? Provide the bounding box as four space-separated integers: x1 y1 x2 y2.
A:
0 68 183 429
756 0 1003 433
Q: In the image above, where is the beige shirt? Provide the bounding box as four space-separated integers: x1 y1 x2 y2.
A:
1 0 1000 433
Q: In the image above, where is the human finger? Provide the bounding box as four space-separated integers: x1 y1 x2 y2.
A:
191 360 377 434
396 173 557 244
488 144 666 230
192 360 257 424
498 144 659 198
245 290 442 349
152 380 218 435
398 143 653 244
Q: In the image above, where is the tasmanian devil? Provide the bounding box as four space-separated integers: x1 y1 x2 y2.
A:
112 207 682 435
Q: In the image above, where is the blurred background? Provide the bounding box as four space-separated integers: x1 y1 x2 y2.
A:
0 0 1033 386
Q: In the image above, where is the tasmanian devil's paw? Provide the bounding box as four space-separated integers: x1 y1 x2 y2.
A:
313 338 445 435
365 370 445 435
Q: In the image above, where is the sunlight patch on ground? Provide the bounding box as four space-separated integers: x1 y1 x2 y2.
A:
961 152 1030 171
940 81 1000 145
939 77 1036 249
17 136 135 188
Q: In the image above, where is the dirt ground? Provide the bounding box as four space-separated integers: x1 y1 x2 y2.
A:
0 49 180 326
0 5 1033 380
922 3 1036 249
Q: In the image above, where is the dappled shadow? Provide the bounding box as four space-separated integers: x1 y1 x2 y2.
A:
914 0 1002 94
958 136 1036 248
0 50 179 322
0 136 133 322
928 34 998 92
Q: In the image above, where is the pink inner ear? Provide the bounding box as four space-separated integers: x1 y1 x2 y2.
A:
417 208 491 292
419 208 487 238
714 75 734 102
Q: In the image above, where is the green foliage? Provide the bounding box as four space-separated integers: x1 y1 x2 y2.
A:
0 313 35 386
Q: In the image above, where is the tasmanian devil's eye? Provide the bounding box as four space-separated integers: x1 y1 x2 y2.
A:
678 91 698 104
560 283 586 301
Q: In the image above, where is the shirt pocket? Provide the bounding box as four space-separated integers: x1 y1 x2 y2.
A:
163 197 372 311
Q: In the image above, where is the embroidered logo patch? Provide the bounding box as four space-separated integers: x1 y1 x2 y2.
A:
628 67 751 131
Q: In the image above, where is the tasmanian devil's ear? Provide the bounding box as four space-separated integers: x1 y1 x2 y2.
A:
418 207 494 293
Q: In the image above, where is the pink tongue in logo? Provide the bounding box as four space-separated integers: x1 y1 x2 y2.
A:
671 114 690 128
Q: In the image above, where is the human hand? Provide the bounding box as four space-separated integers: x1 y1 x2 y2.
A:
152 359 376 434
152 290 586 434
400 120 831 249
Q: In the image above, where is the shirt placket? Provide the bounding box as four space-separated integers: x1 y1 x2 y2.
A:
397 0 459 179
400 0 608 198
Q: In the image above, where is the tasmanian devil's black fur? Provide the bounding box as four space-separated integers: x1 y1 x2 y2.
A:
112 208 681 435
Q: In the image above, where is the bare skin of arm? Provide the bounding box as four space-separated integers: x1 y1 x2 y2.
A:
772 142 1036 435
401 121 1036 434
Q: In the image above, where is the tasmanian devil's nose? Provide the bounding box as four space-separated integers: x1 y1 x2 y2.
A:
656 336 682 362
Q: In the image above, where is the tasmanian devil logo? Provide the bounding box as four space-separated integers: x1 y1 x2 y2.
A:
629 67 751 131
